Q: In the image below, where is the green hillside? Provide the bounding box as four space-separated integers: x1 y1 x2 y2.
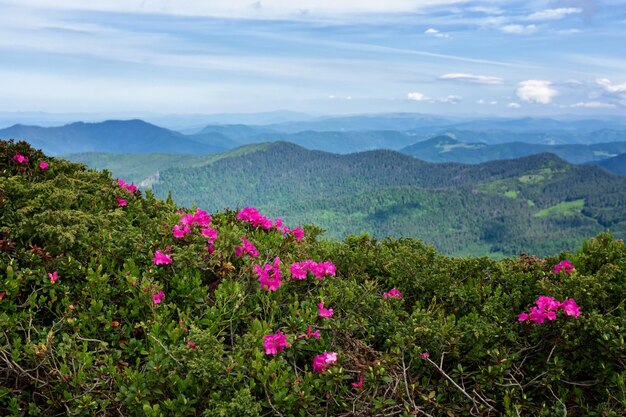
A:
149 142 626 257
2 139 626 416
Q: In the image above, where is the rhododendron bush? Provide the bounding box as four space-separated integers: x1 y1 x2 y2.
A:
1 140 626 417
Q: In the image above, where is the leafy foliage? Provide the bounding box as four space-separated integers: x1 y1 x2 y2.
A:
1 140 625 416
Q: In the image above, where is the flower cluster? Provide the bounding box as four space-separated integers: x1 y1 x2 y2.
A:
39 161 49 171
237 207 305 241
172 208 218 249
383 288 403 299
290 260 336 280
317 302 334 318
152 250 172 265
255 257 283 291
152 290 165 305
518 295 581 324
238 207 274 230
554 259 575 274
13 153 29 164
48 271 58 284
235 237 260 258
263 331 290 355
312 352 338 373
117 178 137 193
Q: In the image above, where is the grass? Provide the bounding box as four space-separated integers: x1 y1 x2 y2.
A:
535 199 585 218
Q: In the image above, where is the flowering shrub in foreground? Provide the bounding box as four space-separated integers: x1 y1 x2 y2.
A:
554 259 575 274
1 141 625 417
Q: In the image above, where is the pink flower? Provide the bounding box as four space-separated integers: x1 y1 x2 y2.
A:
554 259 575 274
317 302 334 319
116 197 127 207
290 262 308 280
290 227 304 241
235 237 259 258
39 161 49 170
383 288 403 299
255 257 282 291
421 352 430 360
202 227 218 244
12 153 28 164
351 375 364 390
117 179 137 193
561 298 581 318
517 312 529 322
187 340 197 349
192 208 212 227
207 244 215 254
0 291 5 301
536 296 560 312
48 271 58 284
297 325 321 340
172 224 191 238
152 250 172 265
312 352 337 373
263 330 290 355
237 207 274 230
152 290 165 305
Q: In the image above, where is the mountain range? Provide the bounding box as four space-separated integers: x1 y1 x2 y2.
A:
2 118 626 172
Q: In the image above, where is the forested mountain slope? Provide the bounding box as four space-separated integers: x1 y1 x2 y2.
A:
150 142 626 256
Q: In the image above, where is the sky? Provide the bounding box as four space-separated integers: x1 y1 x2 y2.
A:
1 0 626 117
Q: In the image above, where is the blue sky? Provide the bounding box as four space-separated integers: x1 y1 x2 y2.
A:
1 0 626 116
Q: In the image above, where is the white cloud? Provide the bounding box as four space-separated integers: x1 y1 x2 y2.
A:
407 92 428 101
596 78 626 93
500 24 537 35
468 6 503 15
424 28 450 38
516 80 557 104
571 101 616 109
527 8 582 21
507 102 521 108
438 73 503 85
439 95 462 104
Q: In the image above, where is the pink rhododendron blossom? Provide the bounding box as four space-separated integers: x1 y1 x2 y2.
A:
116 197 127 207
187 340 197 350
263 330 290 355
39 161 49 170
536 295 560 312
255 257 282 291
421 352 430 360
290 263 308 280
317 302 334 318
561 298 581 317
201 227 218 244
383 288 403 299
117 179 137 193
312 352 337 373
206 244 215 254
274 217 283 230
13 153 28 164
289 260 336 280
172 224 191 238
298 325 321 340
237 207 274 229
554 259 575 274
351 375 364 390
519 295 581 323
290 227 304 241
0 291 5 301
152 290 165 305
235 237 260 258
48 271 58 284
152 250 172 265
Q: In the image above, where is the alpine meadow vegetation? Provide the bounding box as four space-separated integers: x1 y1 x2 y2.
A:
1 139 626 416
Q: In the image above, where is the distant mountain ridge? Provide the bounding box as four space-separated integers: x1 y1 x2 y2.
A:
0 119 226 155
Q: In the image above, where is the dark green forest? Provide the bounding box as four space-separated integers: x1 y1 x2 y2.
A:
149 142 626 257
